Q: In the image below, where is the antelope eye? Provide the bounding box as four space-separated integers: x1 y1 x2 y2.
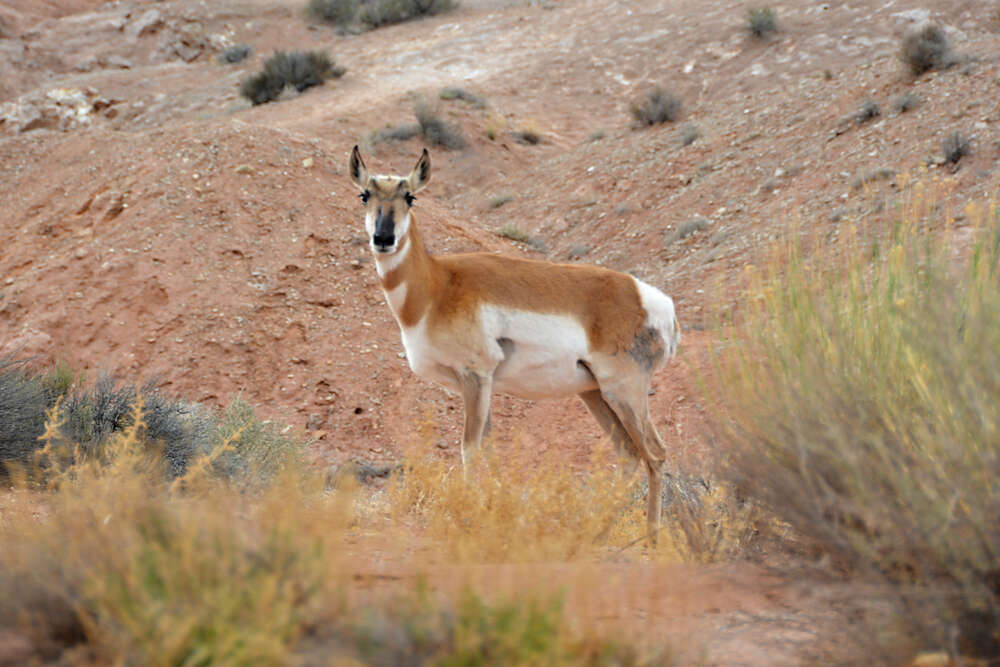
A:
359 191 370 204
404 193 416 206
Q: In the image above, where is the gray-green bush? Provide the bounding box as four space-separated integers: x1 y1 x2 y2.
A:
900 23 957 75
715 198 1000 659
240 50 345 105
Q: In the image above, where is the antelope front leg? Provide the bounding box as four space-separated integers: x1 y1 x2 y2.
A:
455 369 494 469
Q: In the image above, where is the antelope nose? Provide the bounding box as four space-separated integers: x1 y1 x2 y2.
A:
373 233 395 250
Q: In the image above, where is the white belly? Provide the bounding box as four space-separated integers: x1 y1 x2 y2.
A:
484 306 598 399
398 307 599 399
492 343 598 399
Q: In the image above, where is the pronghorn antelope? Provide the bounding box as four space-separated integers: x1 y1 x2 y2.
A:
348 146 680 540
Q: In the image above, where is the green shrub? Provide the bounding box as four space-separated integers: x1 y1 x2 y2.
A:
747 7 777 38
715 196 1000 658
208 398 305 487
630 87 681 127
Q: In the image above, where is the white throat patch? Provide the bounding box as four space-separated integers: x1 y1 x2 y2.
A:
373 233 410 278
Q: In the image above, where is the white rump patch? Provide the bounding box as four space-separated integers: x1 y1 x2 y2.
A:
633 278 681 357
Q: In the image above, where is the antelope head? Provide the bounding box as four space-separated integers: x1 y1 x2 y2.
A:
348 146 431 255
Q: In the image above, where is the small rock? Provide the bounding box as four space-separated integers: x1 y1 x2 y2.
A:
0 328 53 359
303 157 314 168
73 247 88 259
105 55 133 69
234 164 255 175
125 9 164 40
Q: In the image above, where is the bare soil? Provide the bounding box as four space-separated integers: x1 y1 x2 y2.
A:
0 0 997 662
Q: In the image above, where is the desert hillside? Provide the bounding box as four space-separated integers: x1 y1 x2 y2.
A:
1 0 998 663
1 0 995 468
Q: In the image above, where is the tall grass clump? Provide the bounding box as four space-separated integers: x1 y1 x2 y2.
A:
387 439 644 562
714 187 1000 659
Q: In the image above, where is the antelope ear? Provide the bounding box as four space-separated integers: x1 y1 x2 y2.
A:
408 148 431 193
349 145 368 189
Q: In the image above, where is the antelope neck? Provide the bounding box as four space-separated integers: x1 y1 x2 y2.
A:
375 214 436 326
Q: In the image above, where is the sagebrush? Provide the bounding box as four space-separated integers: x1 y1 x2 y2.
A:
240 50 345 105
631 88 682 126
714 183 1000 659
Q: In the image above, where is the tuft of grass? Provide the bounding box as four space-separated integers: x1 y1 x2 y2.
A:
587 129 606 142
665 216 710 245
484 113 506 141
240 50 345 105
414 100 466 149
216 44 252 64
747 7 777 38
512 123 544 145
630 87 682 127
942 130 971 165
495 223 534 243
855 99 880 124
488 194 513 209
373 123 422 143
679 122 700 146
713 186 1000 658
306 0 360 25
387 439 642 562
438 87 486 107
900 23 957 75
892 91 922 113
